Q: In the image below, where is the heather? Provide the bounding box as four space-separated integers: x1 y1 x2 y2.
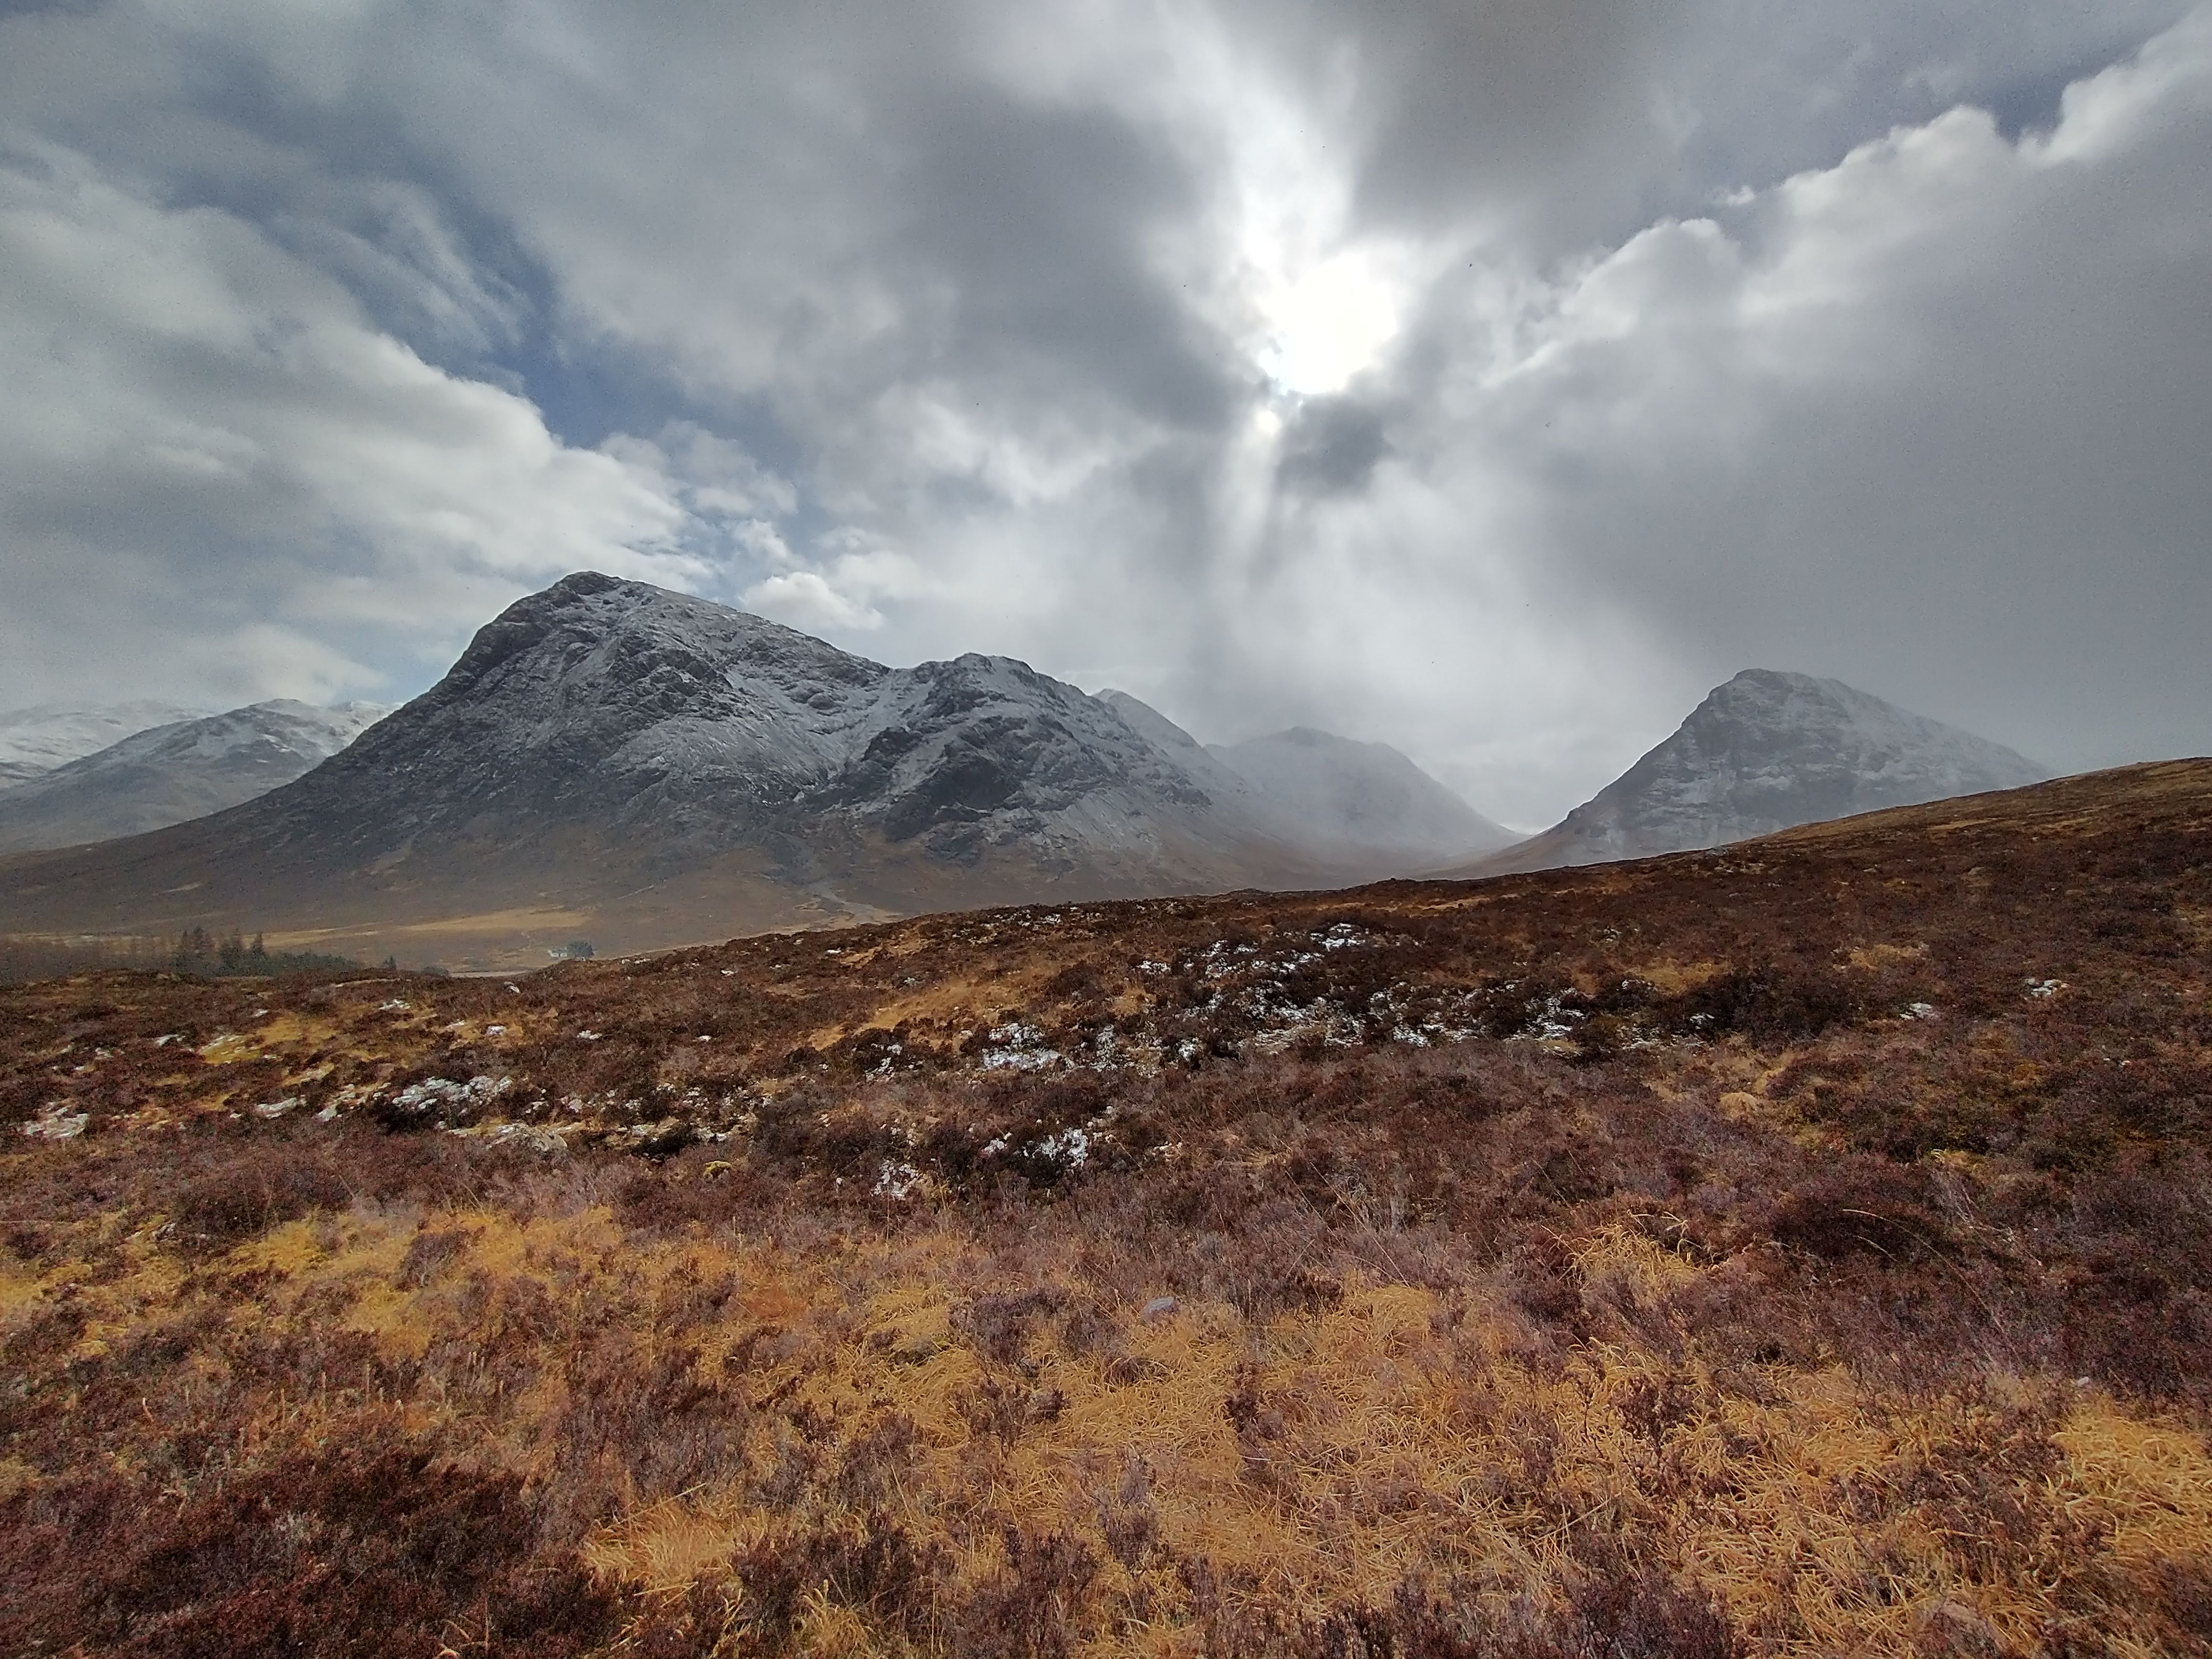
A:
3 760 2209 1656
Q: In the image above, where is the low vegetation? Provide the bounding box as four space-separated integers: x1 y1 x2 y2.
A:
0 927 362 986
3 760 2209 1656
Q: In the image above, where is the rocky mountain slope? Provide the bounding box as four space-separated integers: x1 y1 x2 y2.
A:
0 575 1369 965
0 701 388 855
0 700 209 792
1463 669 2049 874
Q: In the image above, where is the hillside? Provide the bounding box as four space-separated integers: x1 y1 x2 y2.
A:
1207 726 1514 871
1466 670 2049 876
3 758 2209 1655
1095 692 1512 876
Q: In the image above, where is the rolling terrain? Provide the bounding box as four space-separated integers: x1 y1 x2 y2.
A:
0 701 210 793
3 758 2210 1655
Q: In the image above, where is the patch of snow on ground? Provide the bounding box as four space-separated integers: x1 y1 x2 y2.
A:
387 1074 513 1121
22 1107 88 1140
980 1023 1062 1071
874 1160 924 1199
1033 1127 1089 1168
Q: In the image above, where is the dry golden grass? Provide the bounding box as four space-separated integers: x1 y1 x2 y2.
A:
4 759 2212 1655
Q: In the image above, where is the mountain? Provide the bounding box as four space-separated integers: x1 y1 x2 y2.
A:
1207 727 1515 870
0 700 210 791
1094 693 1514 873
0 701 389 855
1461 669 2049 875
0 575 1350 966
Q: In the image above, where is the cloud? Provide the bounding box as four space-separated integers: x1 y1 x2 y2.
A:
0 141 698 705
0 0 2204 825
1434 11 2212 778
744 572 883 635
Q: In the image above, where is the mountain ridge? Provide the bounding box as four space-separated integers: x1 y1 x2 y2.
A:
0 700 213 791
0 576 1365 964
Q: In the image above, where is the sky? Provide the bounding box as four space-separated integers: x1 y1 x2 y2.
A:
0 0 2206 829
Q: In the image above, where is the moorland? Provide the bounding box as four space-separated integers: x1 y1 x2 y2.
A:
3 759 2210 1656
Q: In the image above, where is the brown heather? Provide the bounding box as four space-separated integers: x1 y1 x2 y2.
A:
3 758 2211 1656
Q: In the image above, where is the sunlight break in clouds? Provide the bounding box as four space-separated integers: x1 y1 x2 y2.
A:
1255 249 1407 396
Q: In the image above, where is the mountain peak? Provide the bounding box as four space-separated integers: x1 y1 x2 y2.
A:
1471 670 2050 874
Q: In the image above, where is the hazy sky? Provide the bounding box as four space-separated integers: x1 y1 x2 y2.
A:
2 0 2206 827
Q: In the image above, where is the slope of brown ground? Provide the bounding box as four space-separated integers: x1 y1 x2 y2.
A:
2 759 2210 1656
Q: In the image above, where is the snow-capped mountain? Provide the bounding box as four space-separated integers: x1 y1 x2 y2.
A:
0 575 1361 962
1467 669 2049 874
0 700 389 854
0 700 210 791
213 574 1290 892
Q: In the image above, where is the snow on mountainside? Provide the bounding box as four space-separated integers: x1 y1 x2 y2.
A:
243 574 1258 884
1467 669 2049 874
0 575 1346 962
0 701 389 854
0 700 210 791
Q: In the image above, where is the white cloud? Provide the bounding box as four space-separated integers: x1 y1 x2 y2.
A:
601 421 798 520
1415 7 2212 780
0 143 698 705
744 571 884 633
0 0 2204 824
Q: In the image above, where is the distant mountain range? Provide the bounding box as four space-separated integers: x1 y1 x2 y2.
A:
0 581 2061 968
1095 693 1515 875
0 700 211 791
1454 669 2048 876
0 701 389 855
0 575 1507 966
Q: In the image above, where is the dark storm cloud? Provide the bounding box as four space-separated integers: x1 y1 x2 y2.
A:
1454 42 2212 776
1216 0 2198 249
0 0 2205 826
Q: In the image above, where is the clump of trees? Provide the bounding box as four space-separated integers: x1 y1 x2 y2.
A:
0 929 366 985
170 926 264 974
168 926 360 977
